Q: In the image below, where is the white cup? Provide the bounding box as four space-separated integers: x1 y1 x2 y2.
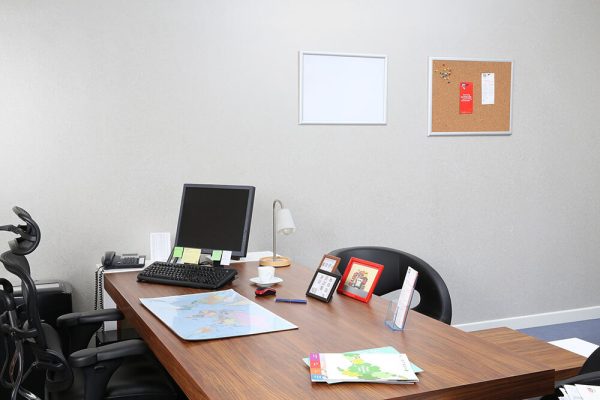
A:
258 266 275 283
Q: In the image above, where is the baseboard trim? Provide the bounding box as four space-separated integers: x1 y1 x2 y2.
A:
454 305 600 332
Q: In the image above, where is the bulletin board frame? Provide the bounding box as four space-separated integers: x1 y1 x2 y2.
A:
428 57 513 136
299 51 387 125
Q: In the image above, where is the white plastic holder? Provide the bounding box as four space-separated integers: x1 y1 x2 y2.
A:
384 300 405 331
384 267 418 332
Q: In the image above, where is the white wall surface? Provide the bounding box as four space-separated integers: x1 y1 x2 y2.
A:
1 0 599 324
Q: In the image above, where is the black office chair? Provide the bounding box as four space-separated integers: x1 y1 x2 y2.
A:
0 206 181 400
328 246 452 324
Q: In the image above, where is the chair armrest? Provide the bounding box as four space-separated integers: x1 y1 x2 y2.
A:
69 339 151 400
69 339 148 368
556 371 600 387
57 309 124 354
56 308 124 328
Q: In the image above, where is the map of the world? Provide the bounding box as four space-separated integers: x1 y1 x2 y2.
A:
140 289 297 340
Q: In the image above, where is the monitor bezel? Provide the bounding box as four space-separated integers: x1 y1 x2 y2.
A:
174 183 256 258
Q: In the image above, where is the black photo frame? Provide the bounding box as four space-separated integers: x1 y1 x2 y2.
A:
305 270 341 303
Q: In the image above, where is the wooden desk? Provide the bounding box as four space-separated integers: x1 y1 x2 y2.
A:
105 262 555 400
472 327 587 381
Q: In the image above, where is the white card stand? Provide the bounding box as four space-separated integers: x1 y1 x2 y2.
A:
384 267 418 331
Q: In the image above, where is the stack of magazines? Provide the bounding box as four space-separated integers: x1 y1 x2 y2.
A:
307 346 419 384
559 384 600 399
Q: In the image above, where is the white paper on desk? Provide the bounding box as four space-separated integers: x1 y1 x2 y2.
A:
550 338 599 358
565 385 584 400
575 384 600 400
481 73 495 105
393 267 418 329
150 232 171 262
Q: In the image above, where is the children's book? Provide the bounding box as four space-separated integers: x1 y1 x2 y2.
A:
302 346 422 377
309 348 419 384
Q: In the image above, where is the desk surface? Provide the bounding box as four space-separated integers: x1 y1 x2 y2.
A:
472 327 587 381
104 262 554 400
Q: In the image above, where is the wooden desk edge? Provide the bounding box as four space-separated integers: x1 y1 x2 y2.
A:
471 327 587 381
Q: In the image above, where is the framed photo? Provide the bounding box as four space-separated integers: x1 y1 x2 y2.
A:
306 270 341 303
318 254 341 273
337 257 384 303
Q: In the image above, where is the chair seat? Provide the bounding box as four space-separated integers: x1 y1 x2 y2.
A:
106 355 179 400
52 355 179 400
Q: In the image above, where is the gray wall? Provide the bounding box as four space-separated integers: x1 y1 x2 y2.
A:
1 0 599 324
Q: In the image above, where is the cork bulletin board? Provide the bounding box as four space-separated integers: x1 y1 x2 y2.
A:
428 57 513 136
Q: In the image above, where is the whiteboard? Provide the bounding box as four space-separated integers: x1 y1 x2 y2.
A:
299 52 387 125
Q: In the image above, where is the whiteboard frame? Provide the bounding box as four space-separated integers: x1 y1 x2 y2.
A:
428 57 514 137
299 51 387 125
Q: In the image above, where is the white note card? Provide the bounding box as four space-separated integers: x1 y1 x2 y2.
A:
221 250 232 266
481 73 495 105
393 267 418 330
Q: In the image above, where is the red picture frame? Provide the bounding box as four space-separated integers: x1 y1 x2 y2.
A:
337 257 384 303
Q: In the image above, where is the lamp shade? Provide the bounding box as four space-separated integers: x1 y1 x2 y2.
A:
276 208 295 235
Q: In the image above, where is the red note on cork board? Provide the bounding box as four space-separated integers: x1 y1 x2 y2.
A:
459 81 473 114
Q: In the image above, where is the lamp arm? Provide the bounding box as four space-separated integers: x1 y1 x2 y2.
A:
272 200 283 261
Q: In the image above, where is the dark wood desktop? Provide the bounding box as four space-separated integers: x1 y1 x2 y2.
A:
472 326 587 381
104 261 555 400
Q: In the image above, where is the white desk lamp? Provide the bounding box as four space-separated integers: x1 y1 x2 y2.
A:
259 199 295 267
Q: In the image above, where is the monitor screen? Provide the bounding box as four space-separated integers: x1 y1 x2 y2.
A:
174 184 255 258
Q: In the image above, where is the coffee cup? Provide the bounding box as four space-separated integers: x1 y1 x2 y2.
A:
258 266 275 283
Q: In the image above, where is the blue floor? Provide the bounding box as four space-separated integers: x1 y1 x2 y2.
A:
519 318 600 346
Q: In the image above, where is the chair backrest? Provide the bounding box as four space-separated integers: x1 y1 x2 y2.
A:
0 208 73 398
0 251 73 397
328 246 452 324
581 346 600 375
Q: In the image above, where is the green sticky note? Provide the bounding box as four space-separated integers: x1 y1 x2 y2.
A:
211 250 223 261
173 247 184 258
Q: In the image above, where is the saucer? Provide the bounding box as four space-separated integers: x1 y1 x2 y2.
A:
250 277 283 288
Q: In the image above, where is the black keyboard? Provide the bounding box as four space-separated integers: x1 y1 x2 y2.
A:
137 262 237 290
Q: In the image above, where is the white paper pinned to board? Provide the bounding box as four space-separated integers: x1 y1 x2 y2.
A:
481 73 495 105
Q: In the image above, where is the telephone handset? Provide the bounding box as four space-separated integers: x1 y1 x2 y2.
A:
102 251 146 270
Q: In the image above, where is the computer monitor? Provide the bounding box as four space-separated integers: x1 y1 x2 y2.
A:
174 184 255 259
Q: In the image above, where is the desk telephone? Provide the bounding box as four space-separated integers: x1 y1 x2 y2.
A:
102 251 146 269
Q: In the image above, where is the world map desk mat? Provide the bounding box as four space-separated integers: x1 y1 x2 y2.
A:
140 289 298 340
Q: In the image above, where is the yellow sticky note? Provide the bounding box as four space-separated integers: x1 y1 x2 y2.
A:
181 248 201 264
173 247 184 258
